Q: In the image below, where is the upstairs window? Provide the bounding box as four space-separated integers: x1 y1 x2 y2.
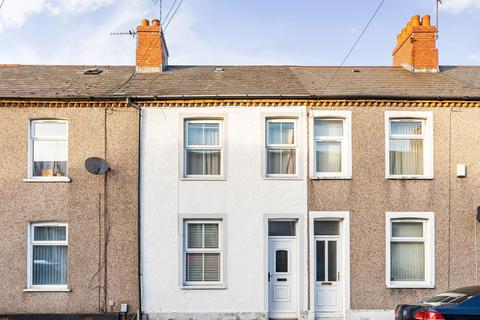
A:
266 119 297 176
184 120 223 177
312 111 351 179
29 120 68 179
28 223 68 290
385 112 433 179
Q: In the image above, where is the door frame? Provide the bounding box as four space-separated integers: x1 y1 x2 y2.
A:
309 211 350 318
264 214 306 319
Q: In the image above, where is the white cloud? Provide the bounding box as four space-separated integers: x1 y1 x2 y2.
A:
0 0 47 31
468 53 480 63
0 0 116 31
47 0 149 65
441 0 480 13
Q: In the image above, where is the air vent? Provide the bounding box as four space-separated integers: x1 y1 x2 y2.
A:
84 68 103 75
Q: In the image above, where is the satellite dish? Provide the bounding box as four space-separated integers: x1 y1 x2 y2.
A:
85 157 110 175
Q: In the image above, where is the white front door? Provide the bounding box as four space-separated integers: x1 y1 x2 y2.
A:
268 238 298 319
314 221 343 316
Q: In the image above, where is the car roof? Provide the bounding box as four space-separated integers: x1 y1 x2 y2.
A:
449 285 480 296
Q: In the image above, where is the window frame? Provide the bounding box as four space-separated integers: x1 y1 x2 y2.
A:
27 222 69 291
385 212 435 289
183 220 223 287
265 118 299 178
385 111 433 179
183 119 224 180
27 119 69 182
310 111 352 179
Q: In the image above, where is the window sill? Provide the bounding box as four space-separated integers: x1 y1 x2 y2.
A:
387 283 434 289
264 175 302 181
181 176 227 181
180 285 227 290
311 175 351 180
24 288 71 292
386 175 433 180
23 177 71 183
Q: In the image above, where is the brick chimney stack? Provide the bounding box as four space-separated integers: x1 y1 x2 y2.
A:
136 19 169 73
393 15 439 73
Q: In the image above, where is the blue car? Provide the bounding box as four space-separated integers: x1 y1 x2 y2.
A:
395 286 480 320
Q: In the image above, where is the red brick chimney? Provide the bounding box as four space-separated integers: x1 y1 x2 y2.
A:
136 19 169 73
393 15 439 73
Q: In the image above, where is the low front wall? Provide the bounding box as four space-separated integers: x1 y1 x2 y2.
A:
0 314 121 320
146 312 267 320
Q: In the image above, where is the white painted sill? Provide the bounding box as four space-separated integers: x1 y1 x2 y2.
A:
264 175 302 181
181 176 227 181
386 175 433 180
180 285 227 290
23 177 71 183
24 288 71 292
387 283 434 289
311 175 351 180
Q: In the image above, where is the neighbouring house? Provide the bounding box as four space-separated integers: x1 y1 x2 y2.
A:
1 13 480 320
0 71 141 318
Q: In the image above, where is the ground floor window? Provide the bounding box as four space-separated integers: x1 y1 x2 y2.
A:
28 223 68 289
386 212 435 288
183 220 222 286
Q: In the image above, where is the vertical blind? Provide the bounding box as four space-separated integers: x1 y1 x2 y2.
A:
266 121 296 175
32 225 67 286
390 221 425 282
185 223 221 283
314 119 343 173
389 120 424 176
185 122 221 176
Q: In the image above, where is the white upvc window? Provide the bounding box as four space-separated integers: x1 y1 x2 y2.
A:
266 118 298 177
385 212 435 288
385 111 433 179
311 111 352 179
184 120 223 178
28 223 68 291
28 120 68 180
183 220 223 287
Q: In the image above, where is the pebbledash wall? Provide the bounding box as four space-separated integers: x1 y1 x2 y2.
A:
0 104 139 316
140 106 308 320
310 105 480 320
139 100 480 320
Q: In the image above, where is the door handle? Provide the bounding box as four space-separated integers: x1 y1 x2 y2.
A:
268 272 272 282
337 272 340 281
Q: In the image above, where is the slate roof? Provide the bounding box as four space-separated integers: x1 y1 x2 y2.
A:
0 64 479 100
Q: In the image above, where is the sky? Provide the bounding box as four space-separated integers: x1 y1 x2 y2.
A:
0 0 479 67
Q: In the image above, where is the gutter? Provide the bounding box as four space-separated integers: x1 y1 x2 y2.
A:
2 94 480 101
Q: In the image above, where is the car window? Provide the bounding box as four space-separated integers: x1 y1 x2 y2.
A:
423 293 468 305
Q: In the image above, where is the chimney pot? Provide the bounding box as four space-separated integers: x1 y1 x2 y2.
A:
140 19 150 26
393 14 438 73
152 19 160 26
411 15 420 27
421 15 431 27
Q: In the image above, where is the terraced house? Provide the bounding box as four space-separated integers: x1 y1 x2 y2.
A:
1 13 480 320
